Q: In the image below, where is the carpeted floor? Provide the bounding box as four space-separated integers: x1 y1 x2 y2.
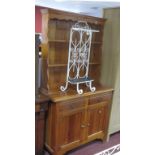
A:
45 131 120 155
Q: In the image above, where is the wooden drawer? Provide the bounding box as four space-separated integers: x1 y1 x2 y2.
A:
88 93 112 105
58 98 86 112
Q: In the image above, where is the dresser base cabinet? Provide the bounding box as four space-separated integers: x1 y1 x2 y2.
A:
39 8 114 155
45 90 113 155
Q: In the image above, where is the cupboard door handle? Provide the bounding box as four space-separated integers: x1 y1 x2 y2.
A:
81 124 86 128
87 123 90 127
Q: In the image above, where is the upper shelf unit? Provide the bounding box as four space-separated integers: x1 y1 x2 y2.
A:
40 8 106 94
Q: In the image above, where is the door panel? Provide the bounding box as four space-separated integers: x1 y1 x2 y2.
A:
87 102 108 137
57 110 85 148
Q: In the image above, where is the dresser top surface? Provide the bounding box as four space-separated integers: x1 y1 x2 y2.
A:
49 83 114 102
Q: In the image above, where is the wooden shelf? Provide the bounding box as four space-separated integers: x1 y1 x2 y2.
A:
49 40 102 44
90 62 100 65
48 62 100 68
48 64 67 67
49 40 69 43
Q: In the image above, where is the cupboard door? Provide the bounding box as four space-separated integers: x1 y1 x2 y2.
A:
56 108 86 150
87 102 109 139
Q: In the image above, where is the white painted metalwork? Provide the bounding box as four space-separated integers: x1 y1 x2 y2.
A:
94 144 120 155
60 21 99 94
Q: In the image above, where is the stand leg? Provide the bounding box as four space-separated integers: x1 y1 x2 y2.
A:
60 81 68 92
89 81 96 92
86 82 90 87
77 83 83 94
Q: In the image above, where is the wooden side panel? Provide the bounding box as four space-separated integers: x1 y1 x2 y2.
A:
41 10 49 44
40 10 49 93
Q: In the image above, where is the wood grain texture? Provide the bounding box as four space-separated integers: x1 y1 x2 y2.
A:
40 9 105 95
45 91 113 155
39 8 114 155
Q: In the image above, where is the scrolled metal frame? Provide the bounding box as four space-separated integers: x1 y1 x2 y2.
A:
94 144 120 155
60 21 99 94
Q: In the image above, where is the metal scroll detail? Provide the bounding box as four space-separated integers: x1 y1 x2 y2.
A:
94 144 120 155
60 21 99 94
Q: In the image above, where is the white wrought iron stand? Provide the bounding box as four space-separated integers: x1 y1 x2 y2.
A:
60 22 99 94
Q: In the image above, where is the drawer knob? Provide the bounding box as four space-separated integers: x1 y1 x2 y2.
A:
87 123 90 127
81 124 86 128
